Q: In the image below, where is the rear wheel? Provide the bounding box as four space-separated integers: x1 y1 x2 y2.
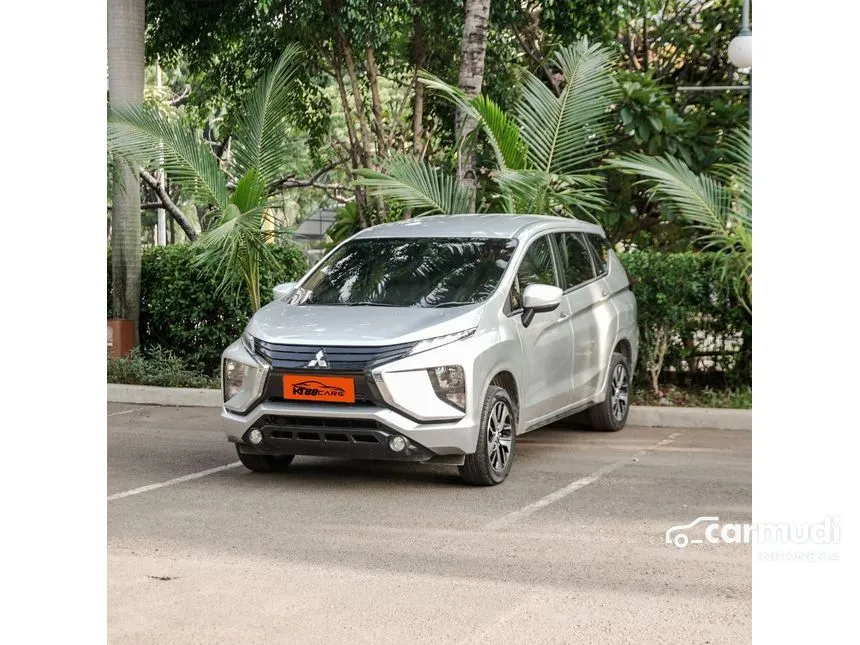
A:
235 446 295 473
459 386 516 486
587 352 631 432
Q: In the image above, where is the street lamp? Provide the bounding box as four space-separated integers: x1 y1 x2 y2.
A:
728 0 752 70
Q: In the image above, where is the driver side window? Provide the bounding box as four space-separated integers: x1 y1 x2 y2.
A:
509 236 557 311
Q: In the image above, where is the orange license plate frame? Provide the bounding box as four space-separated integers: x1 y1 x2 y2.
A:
282 374 356 403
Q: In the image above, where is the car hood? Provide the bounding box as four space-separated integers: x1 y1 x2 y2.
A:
247 301 486 346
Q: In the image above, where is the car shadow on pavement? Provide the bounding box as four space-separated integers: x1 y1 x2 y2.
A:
235 458 467 488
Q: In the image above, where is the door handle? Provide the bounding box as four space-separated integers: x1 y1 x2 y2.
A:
558 312 571 321
598 290 610 302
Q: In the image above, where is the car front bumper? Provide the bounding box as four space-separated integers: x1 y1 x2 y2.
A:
222 400 480 461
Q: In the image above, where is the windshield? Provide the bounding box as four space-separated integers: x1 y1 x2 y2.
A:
290 237 518 307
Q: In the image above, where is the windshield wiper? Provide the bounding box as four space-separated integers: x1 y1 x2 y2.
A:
428 301 476 308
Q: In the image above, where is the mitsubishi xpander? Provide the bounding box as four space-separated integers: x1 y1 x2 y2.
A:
221 214 638 485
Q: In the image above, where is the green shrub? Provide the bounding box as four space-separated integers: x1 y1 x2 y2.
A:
107 346 220 389
108 243 307 374
619 251 751 393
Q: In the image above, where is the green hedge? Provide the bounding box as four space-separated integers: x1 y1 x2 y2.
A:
619 251 751 393
108 243 307 373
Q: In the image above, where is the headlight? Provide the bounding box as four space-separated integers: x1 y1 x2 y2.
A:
409 328 475 356
223 359 249 401
427 365 466 411
222 358 267 413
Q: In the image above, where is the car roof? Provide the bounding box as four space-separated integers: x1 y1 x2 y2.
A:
351 214 605 240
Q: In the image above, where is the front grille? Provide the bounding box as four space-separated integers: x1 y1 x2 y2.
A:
254 339 415 371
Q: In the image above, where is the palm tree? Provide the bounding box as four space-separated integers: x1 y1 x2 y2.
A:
607 127 752 313
455 0 492 204
108 0 145 341
355 38 619 221
107 45 304 312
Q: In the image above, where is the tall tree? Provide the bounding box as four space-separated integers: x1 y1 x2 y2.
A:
108 0 145 342
455 0 491 207
357 39 618 220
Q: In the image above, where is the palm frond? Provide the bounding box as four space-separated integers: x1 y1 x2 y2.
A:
108 104 229 211
713 126 751 229
231 169 267 213
607 153 730 235
354 156 475 216
419 71 527 171
517 38 618 175
230 44 303 188
496 169 606 218
195 203 278 311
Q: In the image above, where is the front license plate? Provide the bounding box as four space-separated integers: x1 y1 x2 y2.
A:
282 374 356 403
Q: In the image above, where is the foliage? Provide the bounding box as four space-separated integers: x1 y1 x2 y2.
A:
327 202 364 244
631 385 751 409
609 127 752 312
356 38 619 218
109 45 307 311
108 346 220 389
620 250 751 394
108 244 307 374
140 0 751 250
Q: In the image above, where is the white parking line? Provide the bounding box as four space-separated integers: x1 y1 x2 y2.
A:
107 462 242 501
484 432 683 530
107 407 147 418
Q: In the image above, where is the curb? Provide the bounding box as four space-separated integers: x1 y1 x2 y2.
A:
108 384 752 430
627 405 750 430
108 384 222 408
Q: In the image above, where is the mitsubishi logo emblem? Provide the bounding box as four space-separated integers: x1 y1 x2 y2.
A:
307 349 329 368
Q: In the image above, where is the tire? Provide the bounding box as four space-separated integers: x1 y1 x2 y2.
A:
235 445 295 473
459 386 517 486
587 352 631 432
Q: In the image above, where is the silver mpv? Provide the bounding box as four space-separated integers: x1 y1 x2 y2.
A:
221 215 638 485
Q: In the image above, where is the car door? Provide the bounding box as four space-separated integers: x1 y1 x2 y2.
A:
553 231 615 404
509 234 575 424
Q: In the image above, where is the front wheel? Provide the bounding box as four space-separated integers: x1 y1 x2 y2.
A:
236 446 295 473
587 352 631 432
459 386 517 486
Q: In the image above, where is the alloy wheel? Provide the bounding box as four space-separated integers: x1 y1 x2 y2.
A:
610 363 629 422
486 400 513 472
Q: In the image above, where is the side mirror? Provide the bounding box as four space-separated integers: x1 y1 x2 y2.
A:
273 281 298 301
521 283 563 327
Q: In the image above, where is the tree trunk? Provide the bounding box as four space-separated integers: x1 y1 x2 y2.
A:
108 0 145 344
140 169 198 240
337 30 373 169
412 2 426 153
455 0 491 210
330 49 369 229
365 47 386 156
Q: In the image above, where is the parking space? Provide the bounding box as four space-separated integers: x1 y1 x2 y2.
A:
108 404 751 644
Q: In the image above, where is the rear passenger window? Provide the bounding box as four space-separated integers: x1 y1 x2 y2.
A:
584 233 612 276
554 233 596 289
509 235 557 310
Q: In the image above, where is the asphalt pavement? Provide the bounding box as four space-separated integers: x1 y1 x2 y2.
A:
108 403 751 644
